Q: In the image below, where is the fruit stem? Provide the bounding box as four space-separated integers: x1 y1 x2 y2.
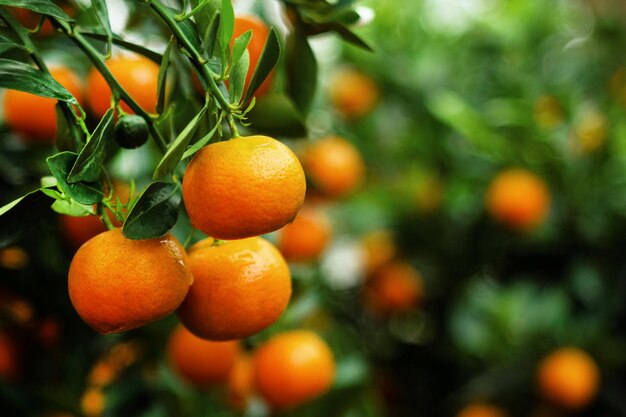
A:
147 0 239 113
227 115 240 138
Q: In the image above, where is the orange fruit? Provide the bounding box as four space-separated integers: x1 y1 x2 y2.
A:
68 228 193 334
277 205 332 262
485 169 550 231
81 387 105 417
0 331 19 381
537 347 600 410
86 54 159 118
301 136 365 198
360 230 397 275
231 15 273 98
456 403 509 417
253 330 335 410
0 246 29 270
177 236 291 340
362 261 423 315
167 325 240 387
182 135 306 239
3 65 82 144
329 68 379 119
227 353 254 409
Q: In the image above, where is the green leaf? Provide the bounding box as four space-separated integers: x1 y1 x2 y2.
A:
181 118 221 160
191 0 220 37
55 102 83 152
203 12 221 57
67 108 115 184
171 6 203 53
123 182 181 240
0 189 54 249
246 94 307 138
333 25 373 52
218 0 234 64
80 31 163 64
285 27 317 115
243 27 281 103
231 30 252 67
0 35 25 54
0 0 73 21
51 199 95 216
153 106 208 179
0 59 78 104
90 0 113 53
46 152 104 205
157 39 173 115
229 50 249 104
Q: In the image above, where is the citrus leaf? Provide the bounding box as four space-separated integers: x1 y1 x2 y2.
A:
217 0 234 64
67 108 115 184
169 5 203 53
231 30 252 67
55 102 83 152
203 11 221 57
246 94 307 138
191 0 220 38
0 0 73 21
0 35 26 54
0 189 54 249
0 59 78 104
90 0 112 53
51 199 94 216
333 25 373 52
123 182 181 240
46 152 104 205
181 118 221 160
153 106 208 179
285 27 317 115
157 39 173 115
243 27 281 103
229 49 249 104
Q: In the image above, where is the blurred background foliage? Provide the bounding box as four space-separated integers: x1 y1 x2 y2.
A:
2 0 626 416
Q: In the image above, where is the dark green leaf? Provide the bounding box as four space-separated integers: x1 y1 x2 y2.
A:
246 94 307 138
55 102 84 152
190 0 220 37
46 152 104 205
0 35 25 54
0 0 73 21
243 28 281 103
123 182 181 239
80 31 163 64
170 6 204 53
333 25 373 52
90 0 112 52
0 189 54 249
67 109 114 184
218 0 234 64
181 118 221 159
157 39 173 115
285 27 317 115
229 50 249 104
0 59 78 103
153 106 208 179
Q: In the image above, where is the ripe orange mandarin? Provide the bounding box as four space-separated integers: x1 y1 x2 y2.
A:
68 228 193 334
177 236 291 341
277 205 332 262
485 168 550 231
86 54 159 118
456 403 509 417
329 68 379 119
362 261 424 315
3 66 82 144
302 136 365 198
182 135 306 240
168 325 240 387
537 347 600 410
253 330 335 410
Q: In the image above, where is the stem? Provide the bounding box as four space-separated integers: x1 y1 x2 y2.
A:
227 115 239 138
98 204 115 230
175 0 209 21
50 18 168 154
147 0 238 112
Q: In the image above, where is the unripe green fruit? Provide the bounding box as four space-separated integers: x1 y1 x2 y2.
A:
114 115 149 149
